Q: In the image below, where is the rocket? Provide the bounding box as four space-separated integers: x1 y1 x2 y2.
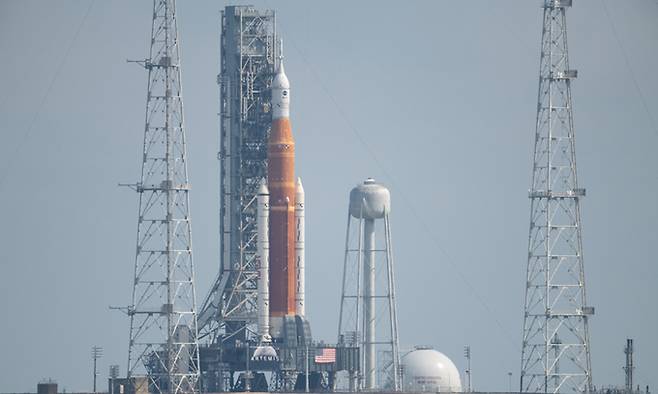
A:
268 61 297 319
255 60 305 345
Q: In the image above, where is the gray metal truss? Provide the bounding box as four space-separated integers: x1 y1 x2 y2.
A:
127 1 200 393
520 1 593 392
338 212 401 391
198 6 276 345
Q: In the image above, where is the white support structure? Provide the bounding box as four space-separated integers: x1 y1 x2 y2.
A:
363 218 376 389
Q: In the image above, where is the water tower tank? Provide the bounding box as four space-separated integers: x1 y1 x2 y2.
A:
402 348 462 392
349 178 391 219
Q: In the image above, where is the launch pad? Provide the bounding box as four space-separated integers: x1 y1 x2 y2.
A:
199 331 359 392
113 2 605 394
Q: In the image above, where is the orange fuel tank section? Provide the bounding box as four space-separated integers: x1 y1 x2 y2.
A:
268 63 297 317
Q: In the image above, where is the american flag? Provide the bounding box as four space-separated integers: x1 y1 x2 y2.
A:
314 348 336 363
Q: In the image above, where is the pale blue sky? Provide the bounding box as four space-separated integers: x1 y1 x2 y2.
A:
0 1 656 392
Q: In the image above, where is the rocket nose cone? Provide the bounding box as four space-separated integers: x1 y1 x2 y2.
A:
272 62 290 90
296 177 304 194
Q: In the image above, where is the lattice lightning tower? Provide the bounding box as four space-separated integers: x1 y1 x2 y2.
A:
520 1 593 392
126 1 200 393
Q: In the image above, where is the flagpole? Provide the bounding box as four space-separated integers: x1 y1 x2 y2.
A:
305 343 310 392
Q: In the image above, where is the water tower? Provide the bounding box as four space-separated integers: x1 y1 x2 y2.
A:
338 178 401 391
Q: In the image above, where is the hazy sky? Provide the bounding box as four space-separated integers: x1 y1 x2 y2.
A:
0 1 656 392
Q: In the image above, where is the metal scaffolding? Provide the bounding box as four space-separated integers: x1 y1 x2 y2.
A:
198 5 276 338
520 1 593 392
126 1 200 393
196 5 276 391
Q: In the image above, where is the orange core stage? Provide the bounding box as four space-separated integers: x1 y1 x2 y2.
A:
268 117 297 317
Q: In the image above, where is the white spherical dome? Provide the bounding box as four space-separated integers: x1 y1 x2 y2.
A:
402 348 462 392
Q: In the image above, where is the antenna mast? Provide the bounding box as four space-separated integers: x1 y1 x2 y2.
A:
624 339 634 392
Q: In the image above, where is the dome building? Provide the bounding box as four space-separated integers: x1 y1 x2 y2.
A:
402 347 462 392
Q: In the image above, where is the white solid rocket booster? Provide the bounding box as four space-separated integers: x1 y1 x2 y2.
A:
257 181 271 341
295 177 305 316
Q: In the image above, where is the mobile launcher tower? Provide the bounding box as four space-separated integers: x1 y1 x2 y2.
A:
197 6 358 392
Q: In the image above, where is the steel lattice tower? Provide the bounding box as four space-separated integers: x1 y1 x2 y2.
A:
127 1 200 393
195 7 276 390
197 6 276 345
520 1 593 393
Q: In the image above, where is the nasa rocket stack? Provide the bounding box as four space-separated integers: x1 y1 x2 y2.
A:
256 61 305 342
